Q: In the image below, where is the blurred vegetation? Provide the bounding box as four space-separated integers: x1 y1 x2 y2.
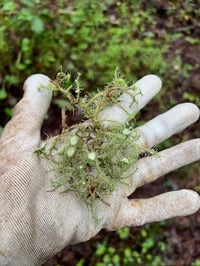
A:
90 225 167 266
0 0 199 131
1 0 199 124
0 0 168 130
0 0 200 265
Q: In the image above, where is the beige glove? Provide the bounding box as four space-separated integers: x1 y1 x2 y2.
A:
0 74 199 266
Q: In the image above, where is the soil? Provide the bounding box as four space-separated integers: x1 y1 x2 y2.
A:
41 3 200 266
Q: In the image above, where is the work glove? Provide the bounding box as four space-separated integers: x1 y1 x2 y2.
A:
0 74 199 266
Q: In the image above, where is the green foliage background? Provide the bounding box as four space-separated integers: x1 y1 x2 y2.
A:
0 0 199 265
0 0 168 129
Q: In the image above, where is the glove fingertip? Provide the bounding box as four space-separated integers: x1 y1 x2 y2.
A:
23 74 53 117
181 189 200 215
135 74 162 92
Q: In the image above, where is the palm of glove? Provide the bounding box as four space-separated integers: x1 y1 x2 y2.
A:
0 74 199 266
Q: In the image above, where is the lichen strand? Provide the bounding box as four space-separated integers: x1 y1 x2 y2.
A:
38 71 153 206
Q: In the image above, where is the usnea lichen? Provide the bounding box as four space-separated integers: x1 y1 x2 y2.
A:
36 70 154 207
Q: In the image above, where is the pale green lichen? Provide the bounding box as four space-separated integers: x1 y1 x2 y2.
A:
36 70 154 207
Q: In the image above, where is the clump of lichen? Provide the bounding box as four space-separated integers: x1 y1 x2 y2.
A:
36 70 153 206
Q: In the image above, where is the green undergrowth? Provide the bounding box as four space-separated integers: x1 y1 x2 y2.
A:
76 223 168 266
35 71 154 207
0 0 167 128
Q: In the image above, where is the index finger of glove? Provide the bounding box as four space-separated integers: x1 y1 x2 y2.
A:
98 74 162 127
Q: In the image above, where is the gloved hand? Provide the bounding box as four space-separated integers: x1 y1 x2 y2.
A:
0 74 199 266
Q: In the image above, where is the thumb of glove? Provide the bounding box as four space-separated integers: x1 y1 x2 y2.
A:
0 74 52 155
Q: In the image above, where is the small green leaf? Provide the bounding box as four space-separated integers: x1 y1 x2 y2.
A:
124 247 132 258
5 108 13 117
5 75 20 84
0 88 7 100
3 2 17 12
112 254 120 263
31 17 44 33
141 229 147 237
0 126 3 135
95 244 106 256
107 246 115 254
22 38 30 52
117 227 130 239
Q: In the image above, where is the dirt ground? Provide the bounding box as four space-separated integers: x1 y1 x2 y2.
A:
41 3 200 266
